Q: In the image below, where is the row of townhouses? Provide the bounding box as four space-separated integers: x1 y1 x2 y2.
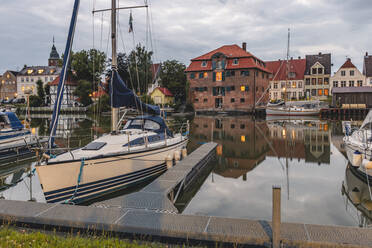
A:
267 53 372 101
0 41 78 106
186 43 372 111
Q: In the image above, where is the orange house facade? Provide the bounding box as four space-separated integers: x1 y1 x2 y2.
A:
185 43 270 113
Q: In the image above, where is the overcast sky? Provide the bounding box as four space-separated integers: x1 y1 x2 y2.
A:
1 0 371 74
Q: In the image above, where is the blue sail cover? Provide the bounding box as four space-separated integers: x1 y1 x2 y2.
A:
110 70 160 115
48 0 80 151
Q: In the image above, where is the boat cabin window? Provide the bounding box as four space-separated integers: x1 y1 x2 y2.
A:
82 142 107 150
144 120 161 131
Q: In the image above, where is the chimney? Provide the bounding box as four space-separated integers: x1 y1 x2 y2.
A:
298 56 301 59
366 52 369 57
242 42 247 51
347 58 351 62
290 57 293 60
318 52 322 56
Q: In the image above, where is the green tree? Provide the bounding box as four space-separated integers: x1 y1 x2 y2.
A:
70 49 106 82
74 80 93 106
29 95 42 107
159 60 187 102
107 45 153 95
36 80 45 106
44 84 50 105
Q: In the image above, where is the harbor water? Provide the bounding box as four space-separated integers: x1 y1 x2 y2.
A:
0 114 370 228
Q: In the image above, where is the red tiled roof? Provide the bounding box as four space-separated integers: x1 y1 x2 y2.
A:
185 44 270 73
155 87 173 97
192 45 253 61
340 58 356 69
48 76 78 86
265 59 306 81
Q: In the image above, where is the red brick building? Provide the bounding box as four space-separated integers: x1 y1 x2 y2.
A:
185 43 270 112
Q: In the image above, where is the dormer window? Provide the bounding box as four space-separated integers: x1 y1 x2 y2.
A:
27 69 33 74
233 58 239 65
318 68 323 74
201 61 207 67
38 69 44 74
312 68 317 74
289 72 296 78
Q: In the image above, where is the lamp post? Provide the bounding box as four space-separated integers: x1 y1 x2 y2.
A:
24 89 33 124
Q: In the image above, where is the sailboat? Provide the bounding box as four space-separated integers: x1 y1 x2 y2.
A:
36 0 188 204
266 29 321 117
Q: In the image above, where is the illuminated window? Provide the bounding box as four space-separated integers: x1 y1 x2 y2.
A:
27 69 33 74
1 80 4 84
6 74 10 79
203 72 208 78
240 86 245 91
292 81 296 88
50 69 55 73
241 135 246 142
324 89 329 96
22 86 25 91
38 69 44 74
318 89 323 96
216 72 222 81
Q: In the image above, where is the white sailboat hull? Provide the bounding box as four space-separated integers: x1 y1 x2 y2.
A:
266 107 320 116
37 138 188 204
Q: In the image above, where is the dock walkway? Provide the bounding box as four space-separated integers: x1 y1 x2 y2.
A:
94 142 218 213
0 142 372 247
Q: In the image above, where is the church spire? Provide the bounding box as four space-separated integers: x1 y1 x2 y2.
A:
49 36 60 66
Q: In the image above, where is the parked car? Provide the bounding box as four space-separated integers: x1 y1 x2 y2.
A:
12 98 25 104
3 99 12 104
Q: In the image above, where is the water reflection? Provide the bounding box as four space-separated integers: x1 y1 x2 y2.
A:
342 163 372 227
1 114 367 227
183 115 354 226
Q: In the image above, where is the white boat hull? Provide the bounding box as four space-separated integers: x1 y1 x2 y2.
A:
36 139 188 204
266 107 320 116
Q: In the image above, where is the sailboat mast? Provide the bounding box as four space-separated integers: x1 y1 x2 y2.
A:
285 28 290 102
111 0 119 133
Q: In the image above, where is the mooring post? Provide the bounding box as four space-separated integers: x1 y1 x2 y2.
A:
272 186 281 248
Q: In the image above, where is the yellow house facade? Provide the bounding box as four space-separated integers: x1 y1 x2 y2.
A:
150 87 174 105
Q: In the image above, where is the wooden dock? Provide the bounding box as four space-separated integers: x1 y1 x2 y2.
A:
94 142 218 213
320 108 370 120
0 142 372 247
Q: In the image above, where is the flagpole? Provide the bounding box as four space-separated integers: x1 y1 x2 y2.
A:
111 0 118 134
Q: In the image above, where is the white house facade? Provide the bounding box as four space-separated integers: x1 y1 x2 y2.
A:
330 58 365 95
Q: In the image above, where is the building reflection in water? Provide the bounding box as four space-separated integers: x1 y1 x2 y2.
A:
189 116 270 180
190 116 331 182
342 163 372 227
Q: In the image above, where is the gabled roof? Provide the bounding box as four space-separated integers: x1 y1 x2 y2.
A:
19 66 61 76
265 58 306 81
340 58 356 69
191 45 254 61
48 76 78 86
363 55 372 77
304 53 331 75
156 87 173 97
185 44 270 73
7 70 19 76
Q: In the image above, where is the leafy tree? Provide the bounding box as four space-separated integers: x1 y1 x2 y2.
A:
70 49 106 83
159 60 187 102
74 80 93 106
29 95 42 107
36 80 45 106
44 84 50 105
107 44 153 95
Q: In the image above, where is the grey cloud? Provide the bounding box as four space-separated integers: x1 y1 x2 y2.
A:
0 0 371 74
